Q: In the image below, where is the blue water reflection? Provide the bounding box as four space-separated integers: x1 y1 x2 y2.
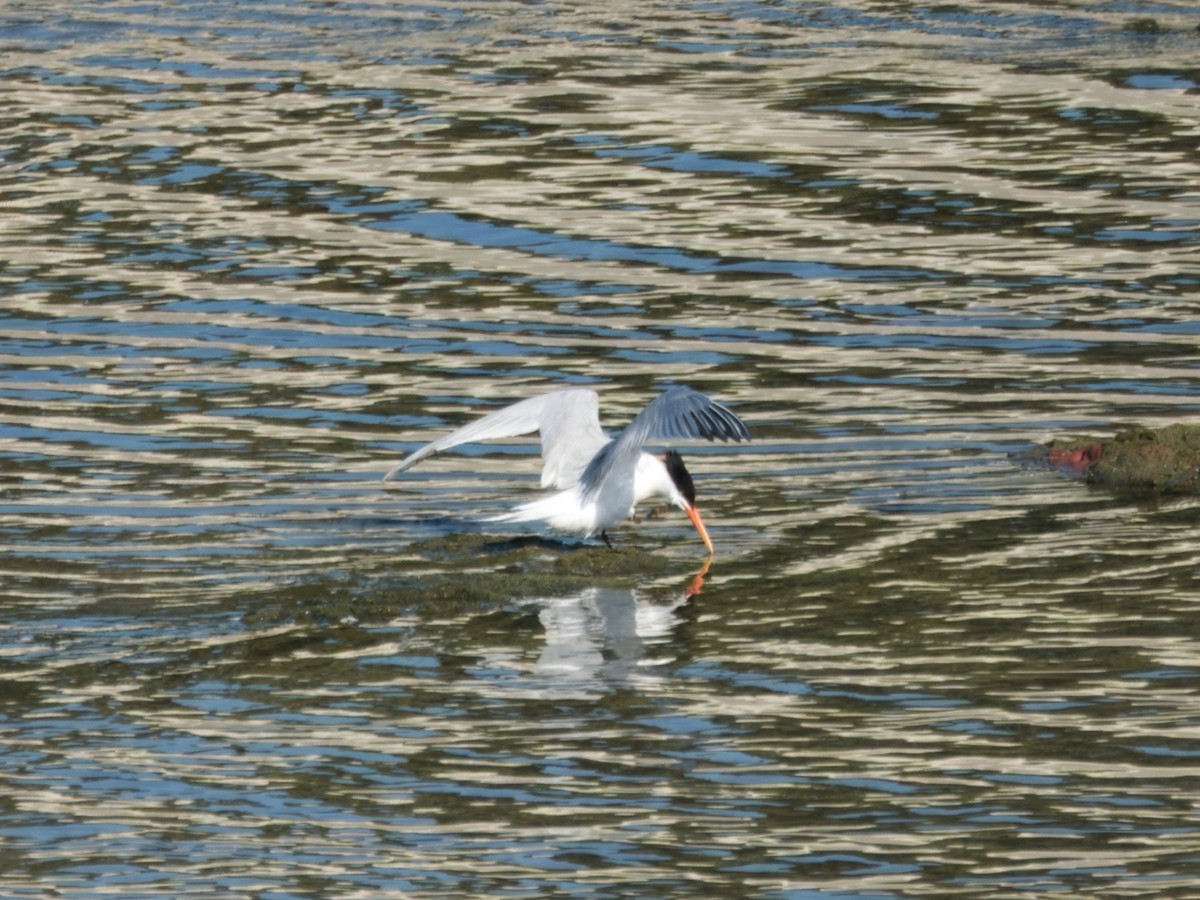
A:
5 0 1200 896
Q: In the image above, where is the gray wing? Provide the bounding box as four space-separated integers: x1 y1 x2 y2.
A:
579 386 751 498
383 388 609 490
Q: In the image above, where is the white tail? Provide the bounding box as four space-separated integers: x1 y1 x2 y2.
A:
486 487 602 536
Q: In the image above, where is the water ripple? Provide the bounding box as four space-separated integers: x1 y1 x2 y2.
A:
4 1 1200 896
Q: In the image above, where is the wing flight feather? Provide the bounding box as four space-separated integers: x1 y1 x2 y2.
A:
579 386 750 498
383 388 607 490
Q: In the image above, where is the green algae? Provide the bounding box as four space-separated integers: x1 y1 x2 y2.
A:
244 532 693 627
1091 425 1200 493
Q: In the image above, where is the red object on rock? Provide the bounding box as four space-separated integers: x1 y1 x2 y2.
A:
1046 442 1103 472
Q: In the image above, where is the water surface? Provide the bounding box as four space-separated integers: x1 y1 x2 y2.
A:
4 1 1200 896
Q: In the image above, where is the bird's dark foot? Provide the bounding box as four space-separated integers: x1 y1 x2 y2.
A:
601 530 615 550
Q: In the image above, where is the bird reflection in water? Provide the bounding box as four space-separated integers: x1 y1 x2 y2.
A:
529 559 710 686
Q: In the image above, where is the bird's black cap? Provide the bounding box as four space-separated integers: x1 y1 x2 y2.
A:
662 450 696 507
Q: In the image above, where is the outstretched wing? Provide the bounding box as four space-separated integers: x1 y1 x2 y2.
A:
579 386 750 498
383 388 609 490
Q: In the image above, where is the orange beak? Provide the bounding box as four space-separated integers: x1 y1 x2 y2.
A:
685 504 715 557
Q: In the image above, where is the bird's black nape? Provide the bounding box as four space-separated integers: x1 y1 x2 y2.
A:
662 450 696 507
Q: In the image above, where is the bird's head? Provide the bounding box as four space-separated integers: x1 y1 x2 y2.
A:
661 450 713 556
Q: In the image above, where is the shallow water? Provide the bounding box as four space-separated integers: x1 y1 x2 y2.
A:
4 1 1200 896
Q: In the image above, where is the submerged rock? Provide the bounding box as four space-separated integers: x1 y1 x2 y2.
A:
1027 424 1200 494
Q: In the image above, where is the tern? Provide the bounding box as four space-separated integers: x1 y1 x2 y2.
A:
384 385 751 554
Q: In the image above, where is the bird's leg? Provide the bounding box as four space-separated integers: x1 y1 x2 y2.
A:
601 531 614 550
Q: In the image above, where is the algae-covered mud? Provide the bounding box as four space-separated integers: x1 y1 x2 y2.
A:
244 533 702 627
1026 425 1200 494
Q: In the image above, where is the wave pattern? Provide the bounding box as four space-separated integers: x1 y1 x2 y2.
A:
3 1 1200 896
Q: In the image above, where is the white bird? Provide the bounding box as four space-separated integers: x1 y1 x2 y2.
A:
384 385 751 555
